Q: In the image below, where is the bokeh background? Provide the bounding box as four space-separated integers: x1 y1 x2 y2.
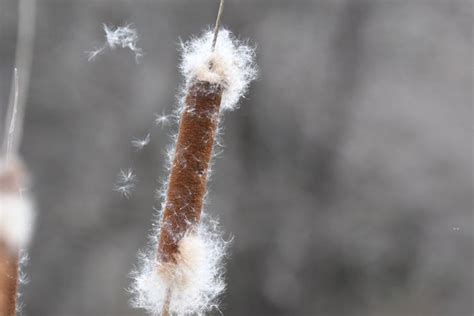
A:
0 0 472 315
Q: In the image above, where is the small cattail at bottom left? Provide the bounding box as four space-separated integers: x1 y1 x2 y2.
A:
0 159 34 316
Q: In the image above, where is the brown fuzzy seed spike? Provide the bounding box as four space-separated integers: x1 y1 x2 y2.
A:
0 162 24 316
0 243 18 316
158 80 223 263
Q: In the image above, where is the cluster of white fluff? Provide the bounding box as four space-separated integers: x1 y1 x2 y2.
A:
15 251 30 315
114 168 137 199
130 220 228 316
0 163 34 251
180 28 258 111
131 133 151 151
87 24 143 62
0 193 34 250
154 113 172 127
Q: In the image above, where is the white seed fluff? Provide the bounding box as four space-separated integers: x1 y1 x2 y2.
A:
16 251 30 315
0 190 34 251
180 29 258 111
114 168 137 199
131 223 227 316
131 133 151 151
87 24 143 63
154 113 172 127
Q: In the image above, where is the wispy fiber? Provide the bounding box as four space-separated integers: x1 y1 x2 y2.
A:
87 24 143 63
114 168 138 199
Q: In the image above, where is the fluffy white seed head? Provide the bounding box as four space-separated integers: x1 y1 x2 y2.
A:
131 222 227 315
154 113 172 127
87 23 143 63
114 168 137 199
131 133 151 151
180 29 258 111
0 161 34 251
0 193 34 250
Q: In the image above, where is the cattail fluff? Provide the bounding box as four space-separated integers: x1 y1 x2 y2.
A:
130 29 257 315
0 159 34 316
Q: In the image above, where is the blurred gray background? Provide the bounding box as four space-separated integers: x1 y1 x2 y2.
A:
0 0 472 315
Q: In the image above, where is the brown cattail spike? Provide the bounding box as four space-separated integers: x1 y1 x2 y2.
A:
158 80 223 263
130 26 256 315
0 162 24 316
0 243 18 316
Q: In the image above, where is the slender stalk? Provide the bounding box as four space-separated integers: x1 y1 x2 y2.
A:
4 70 19 162
1 0 36 160
212 0 225 51
160 289 171 316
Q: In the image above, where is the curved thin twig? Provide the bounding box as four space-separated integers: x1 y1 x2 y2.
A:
4 69 19 162
2 0 37 161
211 0 225 51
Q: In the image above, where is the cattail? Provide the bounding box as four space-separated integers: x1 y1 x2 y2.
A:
0 160 33 316
0 72 34 315
0 87 35 316
0 163 21 316
0 1 36 314
131 2 257 315
0 244 18 316
157 80 223 264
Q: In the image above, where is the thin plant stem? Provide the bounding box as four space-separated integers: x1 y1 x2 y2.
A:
4 69 19 162
1 0 36 160
211 0 225 51
160 289 171 316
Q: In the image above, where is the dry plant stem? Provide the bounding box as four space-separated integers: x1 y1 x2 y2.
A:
0 244 18 316
212 0 225 51
158 80 223 263
161 289 171 316
3 70 19 162
1 0 36 157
